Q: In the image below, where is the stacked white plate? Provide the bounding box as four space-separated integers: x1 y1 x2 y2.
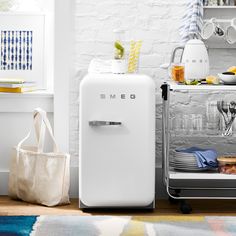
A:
170 151 208 172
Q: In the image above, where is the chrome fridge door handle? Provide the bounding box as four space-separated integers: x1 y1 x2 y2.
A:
89 120 122 126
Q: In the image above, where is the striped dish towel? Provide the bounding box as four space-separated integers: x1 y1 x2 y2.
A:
179 0 203 44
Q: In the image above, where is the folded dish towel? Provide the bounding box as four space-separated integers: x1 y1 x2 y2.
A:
88 58 112 74
176 147 218 168
179 0 203 44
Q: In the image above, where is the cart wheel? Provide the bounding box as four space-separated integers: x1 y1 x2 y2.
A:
168 196 179 204
180 200 192 214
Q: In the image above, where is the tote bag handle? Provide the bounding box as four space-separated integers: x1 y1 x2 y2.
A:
33 108 46 149
17 108 59 153
34 108 59 153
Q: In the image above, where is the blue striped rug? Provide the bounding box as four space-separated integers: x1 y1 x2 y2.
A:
0 216 37 236
1 215 236 235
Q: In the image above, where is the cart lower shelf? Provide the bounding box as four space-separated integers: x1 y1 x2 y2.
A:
169 171 236 189
170 171 236 180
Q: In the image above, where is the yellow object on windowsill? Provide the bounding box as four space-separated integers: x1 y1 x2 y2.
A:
0 78 25 84
0 87 37 93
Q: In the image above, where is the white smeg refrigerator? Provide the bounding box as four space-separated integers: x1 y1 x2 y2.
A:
79 73 155 209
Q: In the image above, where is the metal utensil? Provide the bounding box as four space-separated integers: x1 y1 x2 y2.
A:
222 101 229 120
217 100 227 125
224 101 236 136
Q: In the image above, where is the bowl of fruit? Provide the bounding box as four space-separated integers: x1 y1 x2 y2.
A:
218 66 236 85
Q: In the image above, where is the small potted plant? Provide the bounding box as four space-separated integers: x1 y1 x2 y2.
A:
111 40 127 74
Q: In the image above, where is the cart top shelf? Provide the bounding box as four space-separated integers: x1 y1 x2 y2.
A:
167 81 236 91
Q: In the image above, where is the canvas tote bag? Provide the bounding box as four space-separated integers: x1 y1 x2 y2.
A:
8 108 70 206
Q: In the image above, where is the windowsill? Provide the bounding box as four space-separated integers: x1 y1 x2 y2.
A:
0 89 54 98
0 89 53 113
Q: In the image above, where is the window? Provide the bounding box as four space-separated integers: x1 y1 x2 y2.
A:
0 0 54 90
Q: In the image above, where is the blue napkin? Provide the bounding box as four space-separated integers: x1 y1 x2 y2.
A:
176 147 218 168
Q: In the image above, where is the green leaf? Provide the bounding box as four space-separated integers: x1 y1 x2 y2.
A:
114 41 124 59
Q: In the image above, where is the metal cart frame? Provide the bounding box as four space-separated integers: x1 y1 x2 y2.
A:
161 82 236 214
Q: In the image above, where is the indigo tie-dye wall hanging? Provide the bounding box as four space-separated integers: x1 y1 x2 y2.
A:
1 31 33 71
0 13 46 88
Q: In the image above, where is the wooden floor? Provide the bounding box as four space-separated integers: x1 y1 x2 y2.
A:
1 196 236 216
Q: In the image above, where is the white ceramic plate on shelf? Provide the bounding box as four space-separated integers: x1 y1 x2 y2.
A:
170 162 198 167
174 152 197 157
174 154 196 158
174 154 196 157
173 167 209 172
173 161 197 165
171 158 196 162
174 153 196 157
173 156 197 162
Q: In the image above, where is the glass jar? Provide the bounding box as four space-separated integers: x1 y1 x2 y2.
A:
112 29 127 74
218 0 230 5
171 63 185 83
113 29 126 60
208 0 218 5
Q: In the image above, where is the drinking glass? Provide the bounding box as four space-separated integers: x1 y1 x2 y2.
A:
208 0 218 5
206 101 220 135
189 114 203 135
172 114 190 135
171 63 185 83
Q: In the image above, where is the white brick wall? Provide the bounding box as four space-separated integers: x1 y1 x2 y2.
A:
72 0 236 171
72 0 184 167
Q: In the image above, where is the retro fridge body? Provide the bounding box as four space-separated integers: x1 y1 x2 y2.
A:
79 74 155 208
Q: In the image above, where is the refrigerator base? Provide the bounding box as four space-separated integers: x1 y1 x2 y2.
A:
79 200 155 210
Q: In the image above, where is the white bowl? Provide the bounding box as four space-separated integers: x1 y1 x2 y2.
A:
218 73 236 84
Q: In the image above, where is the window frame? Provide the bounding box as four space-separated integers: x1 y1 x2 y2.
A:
54 0 74 152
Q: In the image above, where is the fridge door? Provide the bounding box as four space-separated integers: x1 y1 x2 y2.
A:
79 74 155 207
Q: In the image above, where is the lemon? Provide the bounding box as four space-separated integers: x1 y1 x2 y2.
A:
185 79 199 85
228 66 236 74
206 75 219 85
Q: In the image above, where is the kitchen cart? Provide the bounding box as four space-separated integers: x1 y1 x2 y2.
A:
161 82 236 214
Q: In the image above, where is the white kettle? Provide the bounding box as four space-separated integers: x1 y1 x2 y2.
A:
162 39 209 80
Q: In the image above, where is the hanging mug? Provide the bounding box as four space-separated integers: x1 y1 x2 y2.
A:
226 18 236 45
201 18 225 40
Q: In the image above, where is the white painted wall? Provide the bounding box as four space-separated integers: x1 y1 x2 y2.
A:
54 0 73 153
72 0 236 198
0 94 53 194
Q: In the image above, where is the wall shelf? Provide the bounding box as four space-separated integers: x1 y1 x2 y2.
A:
204 5 236 21
168 81 236 91
170 133 236 138
204 6 236 9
